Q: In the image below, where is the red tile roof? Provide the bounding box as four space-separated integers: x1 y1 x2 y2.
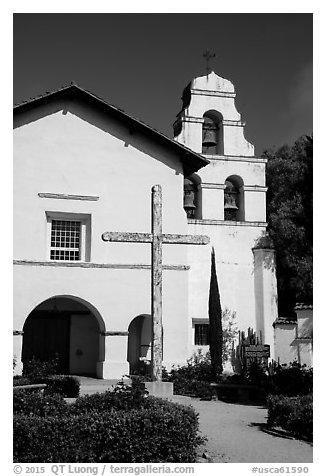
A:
294 303 313 311
273 317 297 327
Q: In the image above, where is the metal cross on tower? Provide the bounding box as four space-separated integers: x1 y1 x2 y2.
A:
102 185 210 381
203 49 216 74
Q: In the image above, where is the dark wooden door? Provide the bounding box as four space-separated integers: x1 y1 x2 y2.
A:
22 312 71 374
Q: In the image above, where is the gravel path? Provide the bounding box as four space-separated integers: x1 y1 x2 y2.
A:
172 396 313 463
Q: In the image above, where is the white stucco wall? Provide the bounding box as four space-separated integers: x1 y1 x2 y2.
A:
186 223 265 335
296 309 313 367
274 324 298 364
13 99 195 378
14 104 188 265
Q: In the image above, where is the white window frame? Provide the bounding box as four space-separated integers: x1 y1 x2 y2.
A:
192 318 210 347
46 212 91 262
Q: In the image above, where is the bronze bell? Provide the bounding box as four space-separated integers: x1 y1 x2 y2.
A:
184 180 197 218
202 123 217 147
224 181 239 211
224 193 238 210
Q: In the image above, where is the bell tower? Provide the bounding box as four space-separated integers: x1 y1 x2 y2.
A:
174 70 278 359
173 71 255 156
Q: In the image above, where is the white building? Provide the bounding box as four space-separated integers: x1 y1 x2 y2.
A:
13 71 278 379
273 304 313 367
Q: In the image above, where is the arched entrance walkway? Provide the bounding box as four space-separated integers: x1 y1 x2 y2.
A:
127 314 152 375
22 296 104 377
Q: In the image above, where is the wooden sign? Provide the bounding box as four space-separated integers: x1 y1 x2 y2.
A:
244 344 270 358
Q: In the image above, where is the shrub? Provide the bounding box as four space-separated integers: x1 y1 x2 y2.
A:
71 379 144 414
267 362 313 396
14 396 204 462
22 357 59 380
42 376 80 398
267 394 313 441
16 356 80 397
13 390 69 417
247 361 268 386
13 376 32 387
170 377 213 399
13 374 80 397
165 351 216 398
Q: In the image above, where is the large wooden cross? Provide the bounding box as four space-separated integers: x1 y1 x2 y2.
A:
102 185 210 381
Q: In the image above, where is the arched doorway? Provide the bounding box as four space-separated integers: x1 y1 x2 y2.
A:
127 314 152 375
22 296 103 376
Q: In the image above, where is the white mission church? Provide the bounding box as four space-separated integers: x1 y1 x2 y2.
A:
13 70 285 379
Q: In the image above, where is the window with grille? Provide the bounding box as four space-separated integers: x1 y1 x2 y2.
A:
194 324 210 346
50 219 81 261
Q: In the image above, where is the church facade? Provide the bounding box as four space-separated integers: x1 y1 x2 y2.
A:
13 71 278 379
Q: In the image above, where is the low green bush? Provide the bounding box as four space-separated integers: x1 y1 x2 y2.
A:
14 392 203 462
170 377 214 399
13 376 32 387
13 375 80 397
22 357 59 380
267 394 313 441
42 375 80 397
13 390 69 417
71 379 144 414
165 351 215 398
18 357 79 396
267 362 313 397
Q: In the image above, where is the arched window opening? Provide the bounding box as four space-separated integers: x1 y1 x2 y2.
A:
183 175 202 219
224 176 244 221
202 111 223 155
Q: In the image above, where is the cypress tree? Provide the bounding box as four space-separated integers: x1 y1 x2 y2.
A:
208 247 223 377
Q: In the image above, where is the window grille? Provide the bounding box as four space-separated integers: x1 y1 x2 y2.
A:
195 324 209 346
50 220 81 261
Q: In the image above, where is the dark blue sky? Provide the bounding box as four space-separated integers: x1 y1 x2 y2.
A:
13 13 312 155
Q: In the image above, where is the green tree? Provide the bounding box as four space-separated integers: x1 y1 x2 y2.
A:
263 135 313 315
208 247 223 376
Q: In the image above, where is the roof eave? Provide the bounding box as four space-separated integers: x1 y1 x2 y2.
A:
14 84 209 175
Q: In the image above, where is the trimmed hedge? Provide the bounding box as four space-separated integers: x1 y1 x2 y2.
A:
13 390 69 417
14 398 203 462
71 381 143 414
267 394 313 441
13 381 204 463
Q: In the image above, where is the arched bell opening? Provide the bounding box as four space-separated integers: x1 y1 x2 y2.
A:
22 296 104 377
224 175 245 221
183 174 202 219
127 314 152 376
202 110 224 155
